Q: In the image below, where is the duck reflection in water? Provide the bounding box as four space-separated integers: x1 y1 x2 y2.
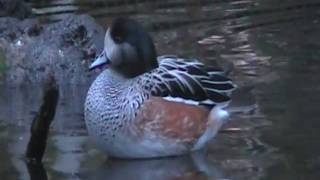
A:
83 151 225 180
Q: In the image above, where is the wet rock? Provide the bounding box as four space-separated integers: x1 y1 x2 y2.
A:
0 14 105 86
0 0 32 19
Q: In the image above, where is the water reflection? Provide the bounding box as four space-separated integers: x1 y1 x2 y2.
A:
247 0 320 179
0 83 273 180
83 153 223 180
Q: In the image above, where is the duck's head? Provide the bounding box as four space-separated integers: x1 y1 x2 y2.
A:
89 17 158 78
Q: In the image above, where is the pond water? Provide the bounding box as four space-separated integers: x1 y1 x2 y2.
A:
1 0 320 179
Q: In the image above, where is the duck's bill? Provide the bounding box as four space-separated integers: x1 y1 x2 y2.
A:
89 50 110 70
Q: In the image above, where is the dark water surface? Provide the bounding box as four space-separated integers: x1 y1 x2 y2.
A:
1 0 320 179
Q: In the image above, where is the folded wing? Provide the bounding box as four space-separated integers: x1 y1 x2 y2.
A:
147 56 236 107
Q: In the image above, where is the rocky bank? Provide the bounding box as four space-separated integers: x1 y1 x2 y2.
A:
0 14 105 86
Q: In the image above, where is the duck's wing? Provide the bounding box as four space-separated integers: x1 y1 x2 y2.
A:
147 56 236 107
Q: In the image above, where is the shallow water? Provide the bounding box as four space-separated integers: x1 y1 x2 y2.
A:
1 0 320 179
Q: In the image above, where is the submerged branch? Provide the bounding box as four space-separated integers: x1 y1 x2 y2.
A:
25 75 59 161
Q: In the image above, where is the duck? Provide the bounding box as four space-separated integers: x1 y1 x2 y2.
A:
84 17 236 159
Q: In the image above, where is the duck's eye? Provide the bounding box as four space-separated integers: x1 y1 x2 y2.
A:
114 36 123 42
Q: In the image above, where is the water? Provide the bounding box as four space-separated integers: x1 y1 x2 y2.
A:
1 0 320 179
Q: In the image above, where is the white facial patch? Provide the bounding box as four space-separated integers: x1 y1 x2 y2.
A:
104 29 118 63
104 29 138 66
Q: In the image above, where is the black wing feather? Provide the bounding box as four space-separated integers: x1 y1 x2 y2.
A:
146 56 236 106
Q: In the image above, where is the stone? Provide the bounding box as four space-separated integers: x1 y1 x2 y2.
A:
0 14 105 86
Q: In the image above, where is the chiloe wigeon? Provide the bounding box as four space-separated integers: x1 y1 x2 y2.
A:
85 17 236 158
